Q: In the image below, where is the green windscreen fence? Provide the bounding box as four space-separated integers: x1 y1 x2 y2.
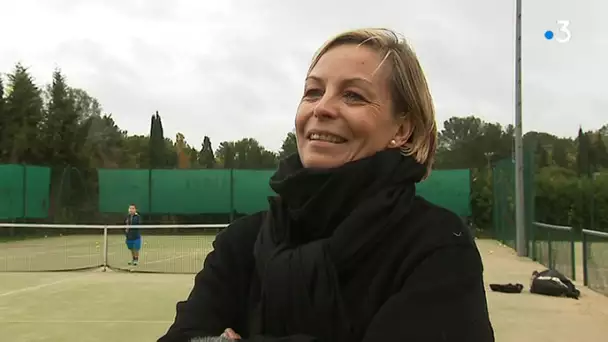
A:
98 168 471 216
0 164 51 219
492 159 516 248
417 169 471 217
151 169 232 214
98 169 150 214
233 170 275 214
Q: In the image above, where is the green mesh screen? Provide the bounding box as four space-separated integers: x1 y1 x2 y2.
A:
150 169 231 214
0 164 50 219
98 169 150 213
492 159 516 248
417 169 471 217
233 170 276 214
98 168 472 216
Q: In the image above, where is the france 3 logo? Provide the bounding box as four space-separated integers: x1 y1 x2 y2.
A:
544 20 571 43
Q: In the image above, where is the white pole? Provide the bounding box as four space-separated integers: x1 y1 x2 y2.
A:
514 0 526 256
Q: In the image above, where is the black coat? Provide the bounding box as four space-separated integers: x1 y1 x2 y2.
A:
159 150 494 342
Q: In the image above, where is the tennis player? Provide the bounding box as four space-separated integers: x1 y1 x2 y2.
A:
125 204 142 266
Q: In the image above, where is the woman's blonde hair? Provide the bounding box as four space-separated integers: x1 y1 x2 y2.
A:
308 28 437 178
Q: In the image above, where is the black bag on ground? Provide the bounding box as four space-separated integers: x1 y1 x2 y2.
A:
530 269 580 299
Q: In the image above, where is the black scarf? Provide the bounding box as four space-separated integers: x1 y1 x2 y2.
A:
252 148 426 341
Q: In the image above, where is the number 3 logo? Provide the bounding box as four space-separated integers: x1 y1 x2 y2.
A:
556 20 571 43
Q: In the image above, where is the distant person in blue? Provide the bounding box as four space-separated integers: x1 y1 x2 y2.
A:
125 204 142 266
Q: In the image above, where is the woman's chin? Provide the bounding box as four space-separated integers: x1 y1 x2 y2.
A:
299 150 348 169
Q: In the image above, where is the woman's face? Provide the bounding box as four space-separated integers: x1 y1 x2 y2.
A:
295 44 407 169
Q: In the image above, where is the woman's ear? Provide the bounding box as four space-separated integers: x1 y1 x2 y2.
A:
391 115 413 147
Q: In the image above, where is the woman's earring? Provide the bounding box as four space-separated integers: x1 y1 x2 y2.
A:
390 139 397 146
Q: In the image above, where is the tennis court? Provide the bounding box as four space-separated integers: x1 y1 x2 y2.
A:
1 234 608 341
0 225 218 273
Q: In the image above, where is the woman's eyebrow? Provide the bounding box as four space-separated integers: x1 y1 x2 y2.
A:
306 75 373 87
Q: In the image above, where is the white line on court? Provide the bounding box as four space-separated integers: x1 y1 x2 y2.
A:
144 253 190 265
67 252 115 258
0 274 90 298
1 320 172 324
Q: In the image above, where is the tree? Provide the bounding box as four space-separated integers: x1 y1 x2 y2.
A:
536 140 550 168
70 87 102 120
0 76 5 160
198 136 216 168
122 134 150 168
435 116 512 170
80 113 130 168
149 111 170 168
525 132 575 170
279 132 297 159
175 133 190 169
2 63 44 163
576 127 590 177
591 131 608 170
216 141 236 168
41 69 81 166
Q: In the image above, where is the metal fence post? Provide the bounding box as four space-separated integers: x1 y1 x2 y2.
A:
229 168 235 222
531 222 537 261
582 232 588 286
547 230 553 269
103 225 109 271
570 228 576 281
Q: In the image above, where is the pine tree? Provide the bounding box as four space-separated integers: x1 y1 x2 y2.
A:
149 111 169 168
3 64 44 163
279 132 297 159
175 133 190 168
576 127 590 177
42 69 80 166
198 136 216 168
0 76 6 161
592 132 608 170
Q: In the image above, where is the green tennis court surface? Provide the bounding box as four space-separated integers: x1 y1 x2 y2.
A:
0 271 193 341
1 238 608 342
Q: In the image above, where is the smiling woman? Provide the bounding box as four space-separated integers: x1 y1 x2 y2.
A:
295 30 435 171
159 28 494 342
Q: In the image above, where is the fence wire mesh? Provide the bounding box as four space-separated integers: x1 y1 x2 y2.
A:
531 222 576 281
582 229 608 296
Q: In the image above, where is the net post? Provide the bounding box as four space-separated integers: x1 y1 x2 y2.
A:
103 225 109 271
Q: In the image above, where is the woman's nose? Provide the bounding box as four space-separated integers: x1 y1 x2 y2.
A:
313 94 339 119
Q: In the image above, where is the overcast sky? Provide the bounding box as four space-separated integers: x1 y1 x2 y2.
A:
0 0 605 151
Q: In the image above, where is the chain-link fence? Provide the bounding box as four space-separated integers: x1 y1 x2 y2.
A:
492 143 608 296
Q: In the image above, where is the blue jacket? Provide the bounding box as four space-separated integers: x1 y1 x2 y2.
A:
125 213 141 240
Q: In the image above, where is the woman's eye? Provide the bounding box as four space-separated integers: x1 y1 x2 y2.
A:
303 88 322 98
344 91 365 102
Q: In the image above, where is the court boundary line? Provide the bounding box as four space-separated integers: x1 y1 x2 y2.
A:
0 274 90 298
0 319 172 324
143 252 199 265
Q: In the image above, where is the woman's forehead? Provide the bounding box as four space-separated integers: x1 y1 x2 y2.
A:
309 45 391 85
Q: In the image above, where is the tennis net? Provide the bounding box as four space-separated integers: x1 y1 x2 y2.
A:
0 223 227 273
